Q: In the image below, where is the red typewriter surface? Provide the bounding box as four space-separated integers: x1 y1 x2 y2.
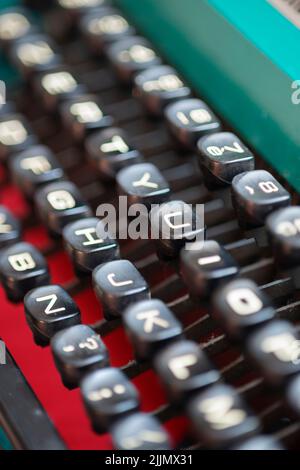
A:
0 0 300 452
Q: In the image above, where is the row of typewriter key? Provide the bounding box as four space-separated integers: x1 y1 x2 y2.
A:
0 0 300 449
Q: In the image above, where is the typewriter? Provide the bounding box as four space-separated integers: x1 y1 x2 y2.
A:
1 0 300 451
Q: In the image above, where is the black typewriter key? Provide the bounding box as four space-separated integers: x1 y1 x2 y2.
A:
93 259 150 320
0 242 50 302
154 340 220 405
150 200 205 260
246 320 300 387
212 278 275 341
81 367 140 432
63 218 119 275
0 114 37 162
197 132 255 188
35 67 87 111
51 324 109 388
80 7 135 54
10 145 64 198
134 65 191 116
61 94 113 142
180 240 239 299
286 374 300 418
123 299 183 361
187 383 260 448
117 162 171 208
86 127 143 180
232 170 291 229
0 206 21 249
107 36 162 83
0 8 36 49
56 0 109 17
266 206 300 270
231 435 284 450
35 181 92 237
53 1 106 34
24 285 81 346
10 34 61 78
165 98 222 149
111 412 171 450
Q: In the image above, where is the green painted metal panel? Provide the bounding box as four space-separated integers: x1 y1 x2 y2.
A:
1 0 20 7
117 0 300 192
210 0 300 80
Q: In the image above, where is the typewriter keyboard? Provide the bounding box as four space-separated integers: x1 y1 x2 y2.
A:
0 0 300 451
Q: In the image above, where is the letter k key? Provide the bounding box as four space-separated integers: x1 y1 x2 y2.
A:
123 299 183 360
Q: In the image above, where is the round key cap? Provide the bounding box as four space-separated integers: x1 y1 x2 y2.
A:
80 7 135 54
56 0 109 16
0 206 21 249
134 65 191 116
24 284 81 346
187 383 260 449
165 98 222 149
0 8 36 49
246 320 300 387
154 340 220 405
106 36 162 83
231 435 284 450
0 242 50 302
86 127 143 179
63 218 119 275
0 113 37 162
197 132 255 188
180 240 239 298
111 412 171 450
149 200 205 260
10 145 64 198
93 259 150 320
35 66 87 111
35 181 92 237
51 324 109 388
81 367 140 432
55 0 109 35
232 170 291 229
117 162 171 208
266 206 300 270
60 94 113 142
286 374 300 419
123 299 183 361
10 34 61 78
212 278 275 341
